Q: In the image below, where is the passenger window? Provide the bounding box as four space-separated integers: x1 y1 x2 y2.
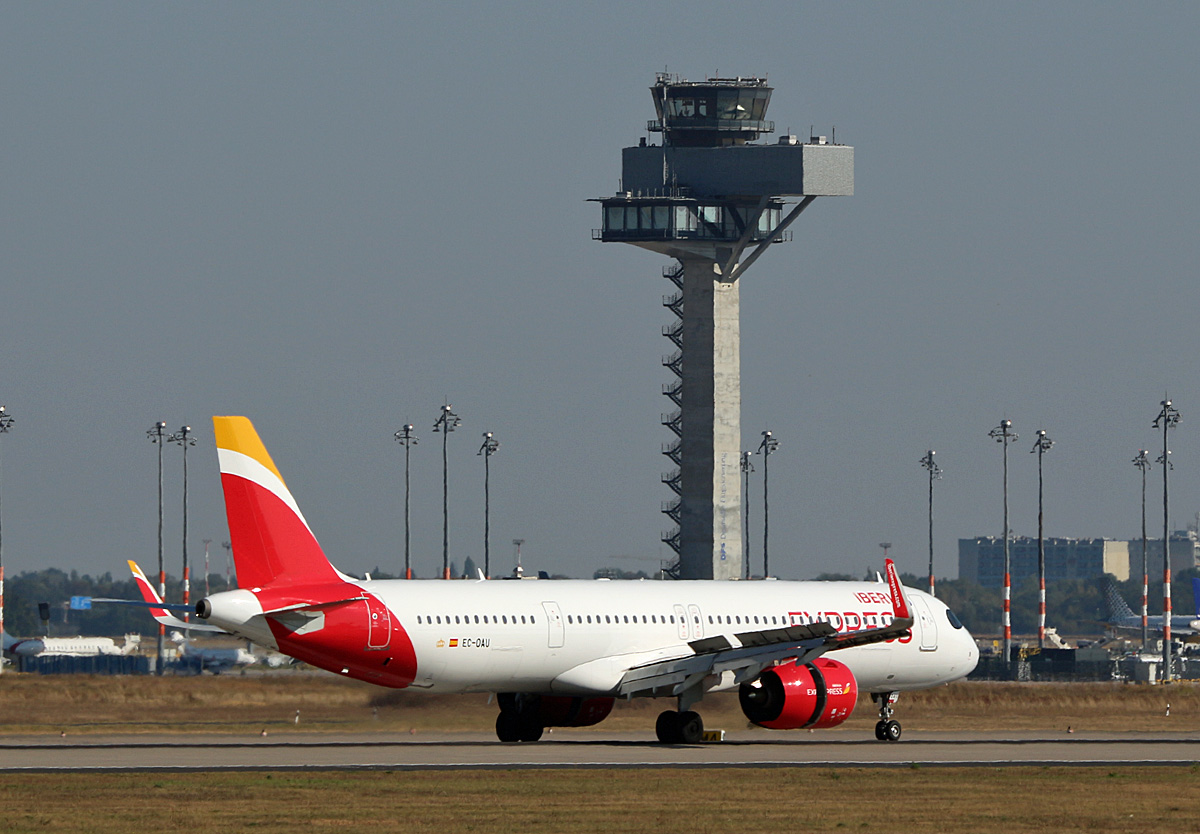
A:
455 616 460 624
708 616 713 624
436 616 442 624
587 615 592 624
474 615 480 624
670 615 675 624
605 615 611 624
623 615 629 623
531 616 536 624
502 616 508 624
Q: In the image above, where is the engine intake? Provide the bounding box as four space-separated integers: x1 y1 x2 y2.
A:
739 657 858 730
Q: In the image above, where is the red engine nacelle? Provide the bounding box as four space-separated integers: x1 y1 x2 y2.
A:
535 695 615 728
739 657 858 730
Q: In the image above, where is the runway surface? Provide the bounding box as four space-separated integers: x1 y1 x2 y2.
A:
3 730 1199 771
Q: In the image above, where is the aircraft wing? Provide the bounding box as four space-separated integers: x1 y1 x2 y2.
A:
614 559 914 699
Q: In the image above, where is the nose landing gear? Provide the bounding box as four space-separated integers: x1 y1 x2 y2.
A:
871 691 901 741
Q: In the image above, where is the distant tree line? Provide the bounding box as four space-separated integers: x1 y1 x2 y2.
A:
2 569 234 638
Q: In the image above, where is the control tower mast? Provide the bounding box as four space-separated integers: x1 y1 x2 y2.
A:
594 74 853 580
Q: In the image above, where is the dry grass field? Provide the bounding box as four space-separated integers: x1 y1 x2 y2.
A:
2 673 1199 833
1 768 1198 834
0 670 1197 735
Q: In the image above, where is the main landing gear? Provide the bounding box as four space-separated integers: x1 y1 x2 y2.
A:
495 693 544 743
655 710 704 744
871 691 902 742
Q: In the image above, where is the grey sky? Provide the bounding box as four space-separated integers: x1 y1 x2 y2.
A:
2 3 1198 585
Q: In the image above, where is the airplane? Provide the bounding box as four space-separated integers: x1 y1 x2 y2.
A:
169 631 258 673
2 630 137 658
192 416 978 744
1105 578 1200 636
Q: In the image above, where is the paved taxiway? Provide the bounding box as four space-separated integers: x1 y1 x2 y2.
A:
2 731 1198 771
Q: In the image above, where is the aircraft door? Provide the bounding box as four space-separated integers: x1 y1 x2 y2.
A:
542 602 565 649
687 604 704 640
673 604 688 640
912 596 938 651
366 595 392 650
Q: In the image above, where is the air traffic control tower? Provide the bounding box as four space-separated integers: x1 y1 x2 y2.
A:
594 74 853 580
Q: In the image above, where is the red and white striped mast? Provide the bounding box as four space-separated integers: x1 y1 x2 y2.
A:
989 418 1018 666
1132 449 1151 651
1031 429 1053 649
1153 398 1180 681
0 405 14 676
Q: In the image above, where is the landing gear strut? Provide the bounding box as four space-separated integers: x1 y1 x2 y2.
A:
871 691 902 742
655 709 704 744
495 693 544 743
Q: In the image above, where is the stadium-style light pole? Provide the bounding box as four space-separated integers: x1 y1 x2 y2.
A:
169 425 196 621
919 450 942 597
0 405 14 676
1031 429 1053 649
757 430 779 579
393 424 418 579
432 403 461 580
221 540 233 589
146 421 169 674
988 418 1018 665
741 451 754 580
1132 449 1151 651
1153 398 1181 681
478 432 500 579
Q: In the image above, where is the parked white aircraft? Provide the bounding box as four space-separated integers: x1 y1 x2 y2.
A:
192 416 978 743
2 630 138 658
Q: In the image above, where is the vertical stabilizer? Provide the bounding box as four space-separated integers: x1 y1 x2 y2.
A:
213 416 341 589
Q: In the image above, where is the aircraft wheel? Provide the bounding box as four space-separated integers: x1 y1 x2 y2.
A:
677 710 704 744
496 711 522 743
656 710 681 743
518 718 544 742
884 719 902 742
874 720 887 741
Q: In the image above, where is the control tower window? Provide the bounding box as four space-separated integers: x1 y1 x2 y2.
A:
606 206 623 231
639 206 653 229
653 205 669 229
668 98 696 119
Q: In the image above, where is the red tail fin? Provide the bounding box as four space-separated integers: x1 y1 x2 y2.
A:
213 417 341 588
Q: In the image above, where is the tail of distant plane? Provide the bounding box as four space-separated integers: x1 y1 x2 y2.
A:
1193 577 1200 619
1104 580 1136 623
128 560 223 633
213 416 344 589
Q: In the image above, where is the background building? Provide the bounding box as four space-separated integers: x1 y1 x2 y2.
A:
1125 529 1200 580
959 537 1129 588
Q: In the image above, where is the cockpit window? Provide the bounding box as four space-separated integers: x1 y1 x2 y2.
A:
946 608 964 630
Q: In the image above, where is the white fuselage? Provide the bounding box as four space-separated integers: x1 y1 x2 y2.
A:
209 577 978 697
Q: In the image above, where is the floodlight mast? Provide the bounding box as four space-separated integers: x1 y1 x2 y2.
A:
146 421 168 674
988 419 1018 665
740 451 754 579
1030 430 1053 649
433 403 461 580
0 405 13 677
1132 449 1151 651
918 450 943 597
168 425 197 621
478 432 500 579
1152 398 1181 681
393 424 418 579
594 74 852 580
757 430 779 579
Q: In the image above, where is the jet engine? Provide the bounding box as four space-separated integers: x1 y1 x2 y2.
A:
739 657 858 730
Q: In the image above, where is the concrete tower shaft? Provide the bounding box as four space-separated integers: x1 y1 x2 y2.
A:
594 75 853 580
